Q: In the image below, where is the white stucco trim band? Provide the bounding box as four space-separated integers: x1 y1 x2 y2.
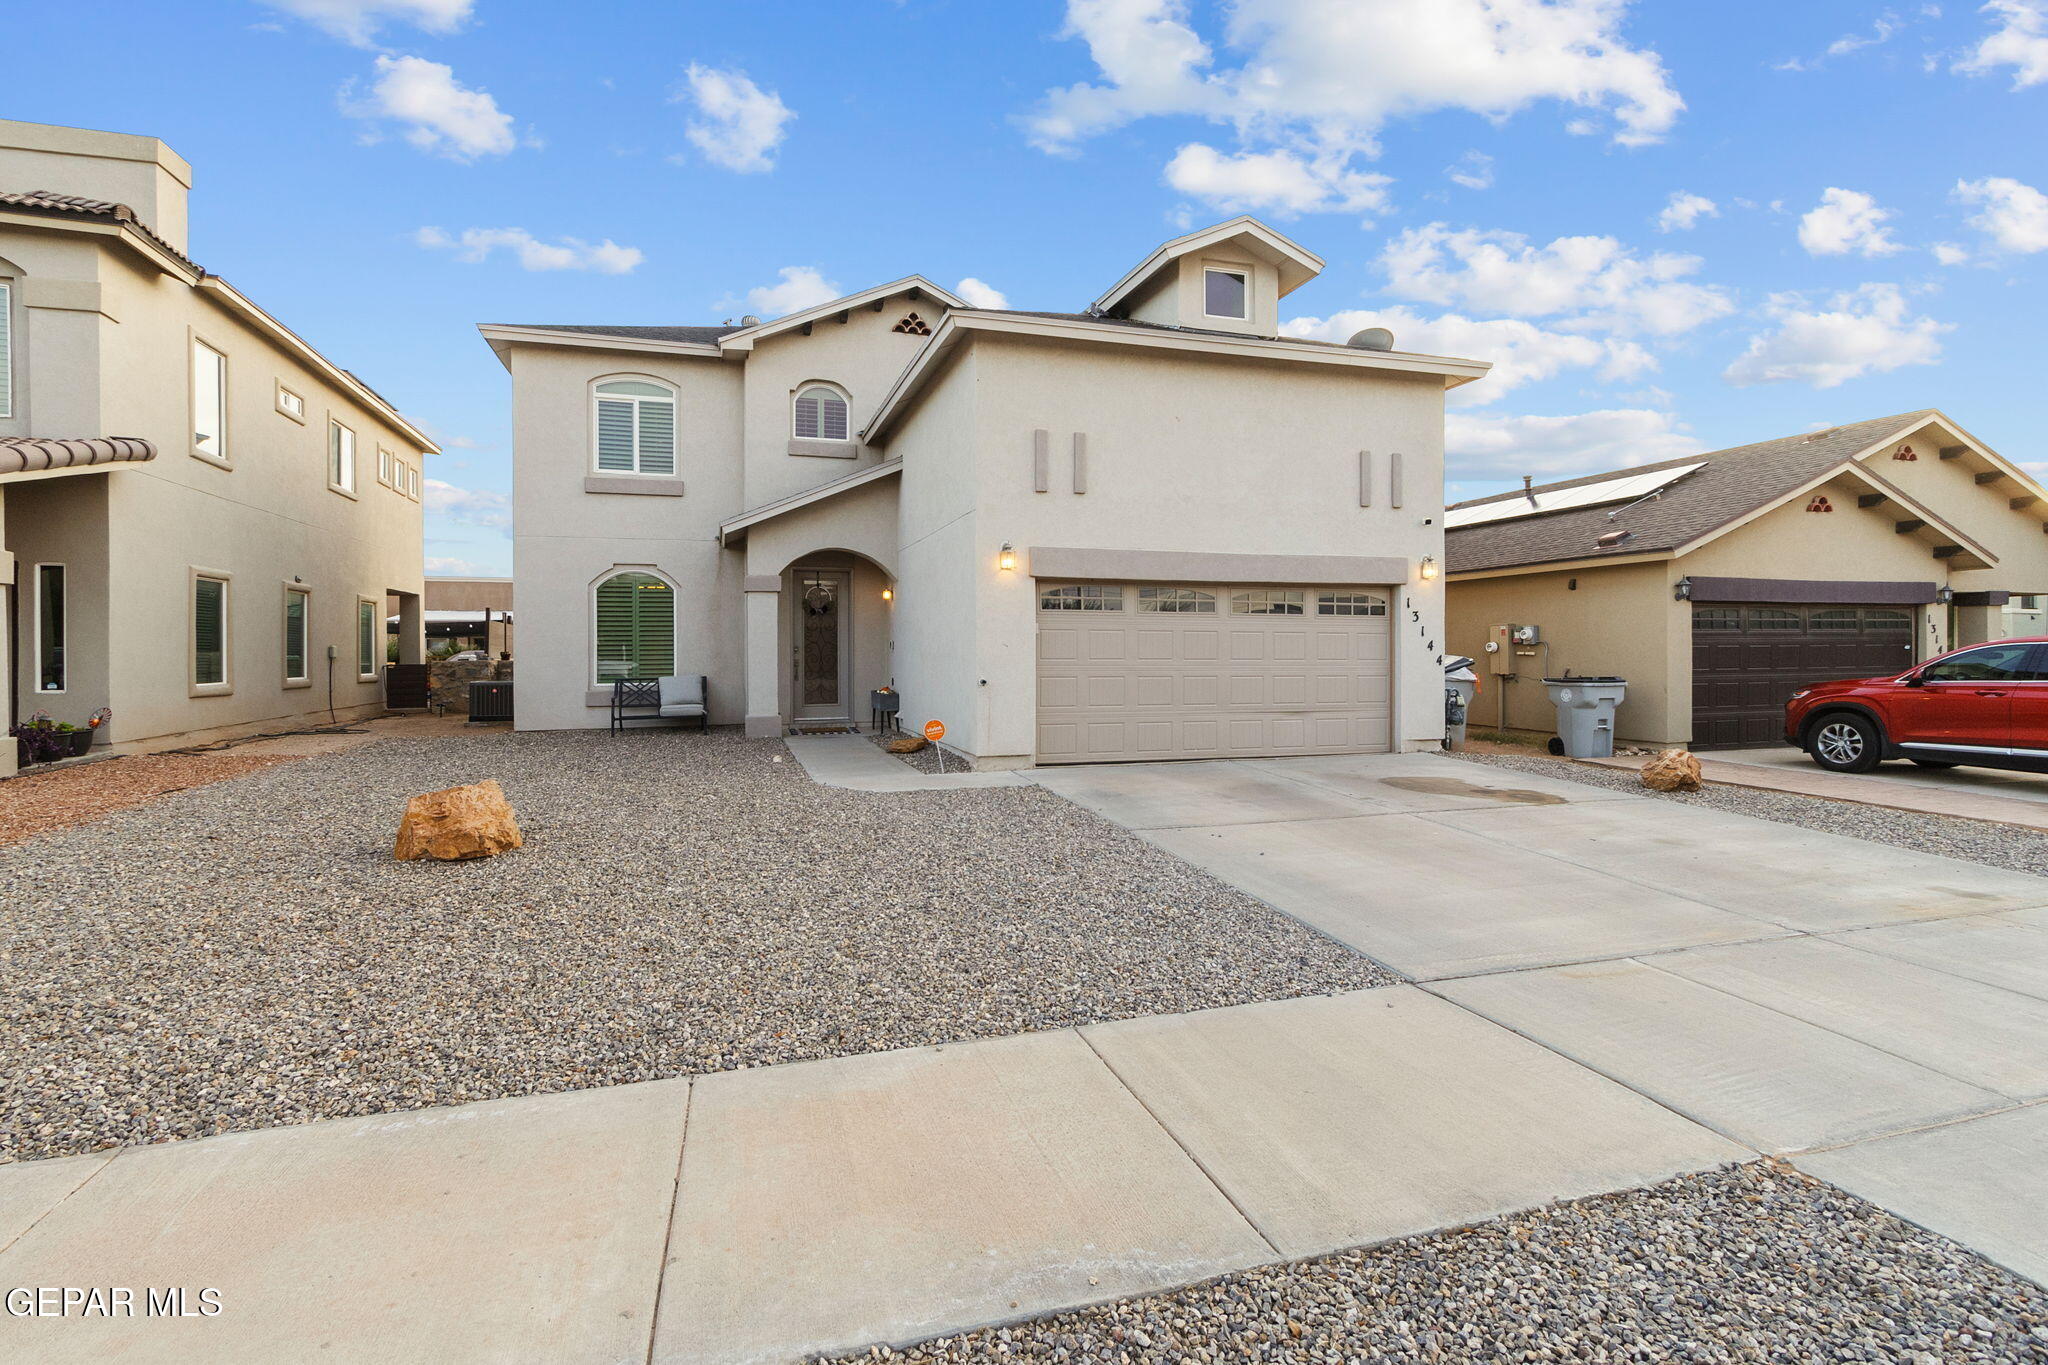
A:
1027 546 1413 584
477 324 724 366
718 460 902 547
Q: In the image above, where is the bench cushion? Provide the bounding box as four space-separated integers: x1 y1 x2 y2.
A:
659 704 706 718
659 675 705 708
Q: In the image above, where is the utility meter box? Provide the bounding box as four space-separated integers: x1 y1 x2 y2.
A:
1512 623 1542 645
1485 623 1517 675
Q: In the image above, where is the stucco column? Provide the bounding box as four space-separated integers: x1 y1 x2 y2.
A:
395 593 426 665
1954 600 2000 648
743 577 782 738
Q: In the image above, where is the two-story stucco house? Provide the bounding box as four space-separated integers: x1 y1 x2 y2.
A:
0 119 433 776
485 218 1488 767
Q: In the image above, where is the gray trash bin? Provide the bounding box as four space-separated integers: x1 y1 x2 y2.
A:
1544 676 1626 758
1443 656 1478 750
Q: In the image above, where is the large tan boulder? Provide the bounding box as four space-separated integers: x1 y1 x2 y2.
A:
394 779 524 861
1641 749 1703 793
885 736 928 754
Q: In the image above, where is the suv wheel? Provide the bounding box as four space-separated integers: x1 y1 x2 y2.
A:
1808 713 1882 773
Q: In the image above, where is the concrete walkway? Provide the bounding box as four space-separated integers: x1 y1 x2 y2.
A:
0 987 1744 1364
784 732 1025 791
1586 748 2048 833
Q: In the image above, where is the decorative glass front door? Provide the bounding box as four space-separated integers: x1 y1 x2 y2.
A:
792 569 851 720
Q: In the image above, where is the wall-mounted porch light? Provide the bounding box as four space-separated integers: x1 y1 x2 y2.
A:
1419 555 1438 581
999 542 1016 572
1673 576 1693 602
881 587 894 601
1937 586 1955 604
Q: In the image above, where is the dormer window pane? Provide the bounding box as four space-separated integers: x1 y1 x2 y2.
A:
1204 269 1248 320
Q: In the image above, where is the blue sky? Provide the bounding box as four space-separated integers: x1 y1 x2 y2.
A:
12 1 2048 574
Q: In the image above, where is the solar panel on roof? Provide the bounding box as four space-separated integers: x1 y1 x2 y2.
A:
1444 463 1705 530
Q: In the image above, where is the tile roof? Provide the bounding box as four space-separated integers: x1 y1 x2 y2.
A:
493 323 744 346
0 188 199 271
0 435 156 476
1445 410 1936 575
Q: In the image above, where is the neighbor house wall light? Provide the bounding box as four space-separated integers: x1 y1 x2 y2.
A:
1419 555 1438 580
1673 576 1693 602
999 542 1016 572
1937 586 1955 604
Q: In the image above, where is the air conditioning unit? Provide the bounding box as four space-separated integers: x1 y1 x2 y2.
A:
467 680 514 723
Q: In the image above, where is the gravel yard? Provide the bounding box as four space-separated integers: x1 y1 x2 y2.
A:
0 729 1391 1163
841 1162 2048 1364
1456 750 2048 876
0 751 297 848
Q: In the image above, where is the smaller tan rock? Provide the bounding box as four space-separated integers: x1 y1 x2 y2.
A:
1641 749 1703 793
885 736 928 754
394 779 524 861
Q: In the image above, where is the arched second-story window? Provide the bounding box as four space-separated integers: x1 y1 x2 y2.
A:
593 378 677 475
593 570 676 683
792 384 850 443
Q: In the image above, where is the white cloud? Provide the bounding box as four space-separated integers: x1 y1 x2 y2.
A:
955 277 1009 309
1955 175 2048 251
345 55 516 161
1931 241 1972 265
422 478 510 529
1446 408 1705 482
742 266 841 318
1775 10 1912 72
1955 0 2048 88
676 65 793 173
1446 150 1494 190
262 0 469 46
416 226 643 273
425 556 492 576
1163 143 1391 216
1797 188 1904 257
1723 284 1950 388
1657 191 1718 233
1283 308 1654 406
1377 223 1735 337
1028 0 1683 154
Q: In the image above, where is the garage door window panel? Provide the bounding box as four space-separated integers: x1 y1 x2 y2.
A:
1040 584 1123 611
1319 593 1387 616
1138 588 1215 613
1233 590 1305 615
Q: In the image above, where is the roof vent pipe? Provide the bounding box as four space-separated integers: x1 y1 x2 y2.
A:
740 314 762 326
1522 475 1537 506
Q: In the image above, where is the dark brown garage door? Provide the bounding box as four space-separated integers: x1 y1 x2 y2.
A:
1692 604 1916 749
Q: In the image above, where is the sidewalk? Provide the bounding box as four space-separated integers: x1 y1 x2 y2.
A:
0 987 1743 1364
784 732 1026 791
1584 750 2048 833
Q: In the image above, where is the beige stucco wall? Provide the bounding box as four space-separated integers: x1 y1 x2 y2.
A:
1856 418 2048 597
888 331 1448 763
2 218 426 747
738 308 931 508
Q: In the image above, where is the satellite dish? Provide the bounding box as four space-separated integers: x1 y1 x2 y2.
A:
1347 327 1395 351
740 314 762 327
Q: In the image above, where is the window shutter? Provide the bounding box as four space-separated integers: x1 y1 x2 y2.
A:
821 393 848 441
794 392 820 440
194 578 226 685
595 573 675 680
636 400 675 475
596 399 636 471
0 281 11 417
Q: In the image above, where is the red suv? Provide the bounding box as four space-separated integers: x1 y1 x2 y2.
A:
1785 637 2048 773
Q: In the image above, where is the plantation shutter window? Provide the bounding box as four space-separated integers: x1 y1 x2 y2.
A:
1 281 15 417
793 386 849 442
357 600 377 677
194 576 228 686
593 380 676 474
284 590 309 682
594 572 677 682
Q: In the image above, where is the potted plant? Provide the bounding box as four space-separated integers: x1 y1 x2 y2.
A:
9 713 68 767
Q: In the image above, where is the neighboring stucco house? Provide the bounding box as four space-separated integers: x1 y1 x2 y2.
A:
486 217 1487 766
0 119 433 776
1444 410 2048 749
410 575 514 656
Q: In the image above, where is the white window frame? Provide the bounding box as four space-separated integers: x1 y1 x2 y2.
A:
791 382 852 443
1202 267 1250 321
0 279 13 419
275 383 306 424
190 569 233 697
357 596 381 681
191 336 229 466
377 447 395 488
589 566 680 687
32 562 65 694
406 463 421 499
328 417 357 496
283 585 312 688
591 376 679 476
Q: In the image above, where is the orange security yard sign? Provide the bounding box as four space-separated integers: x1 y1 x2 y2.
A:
923 720 946 742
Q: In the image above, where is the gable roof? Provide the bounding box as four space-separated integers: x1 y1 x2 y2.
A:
1093 216 1324 315
1445 410 1975 575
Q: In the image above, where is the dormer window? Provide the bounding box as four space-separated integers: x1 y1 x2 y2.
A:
1203 269 1249 320
793 385 850 442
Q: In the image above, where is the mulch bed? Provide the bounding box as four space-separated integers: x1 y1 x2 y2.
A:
0 752 298 847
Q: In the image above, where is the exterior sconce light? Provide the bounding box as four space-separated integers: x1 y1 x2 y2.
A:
1419 555 1438 581
999 542 1016 572
1673 576 1693 602
1937 586 1955 604
881 588 894 601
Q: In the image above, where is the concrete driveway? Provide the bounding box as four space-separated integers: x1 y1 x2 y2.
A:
1031 752 2048 1286
1712 745 2048 807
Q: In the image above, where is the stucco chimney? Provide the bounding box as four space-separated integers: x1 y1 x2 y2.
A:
0 119 193 254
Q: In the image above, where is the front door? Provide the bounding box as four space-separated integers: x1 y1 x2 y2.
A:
791 569 852 723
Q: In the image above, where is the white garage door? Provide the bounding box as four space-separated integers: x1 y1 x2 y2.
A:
1035 581 1393 764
